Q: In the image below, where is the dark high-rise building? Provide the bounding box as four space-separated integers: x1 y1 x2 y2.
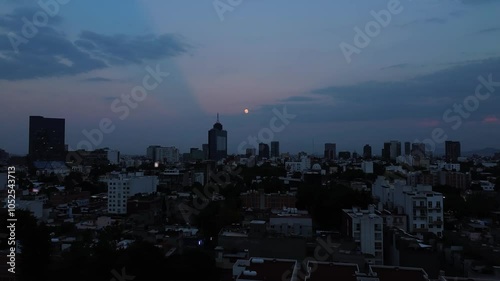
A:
445 141 461 162
29 116 65 161
208 114 227 161
324 143 336 161
382 142 391 160
405 142 411 156
390 140 402 160
258 143 270 159
246 148 256 157
363 144 372 159
411 143 426 159
270 141 280 158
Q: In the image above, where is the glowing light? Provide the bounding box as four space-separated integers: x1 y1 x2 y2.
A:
244 108 249 114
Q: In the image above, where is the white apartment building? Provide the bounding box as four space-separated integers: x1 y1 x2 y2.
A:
106 172 158 214
373 176 444 237
285 156 311 173
361 161 374 174
342 205 384 265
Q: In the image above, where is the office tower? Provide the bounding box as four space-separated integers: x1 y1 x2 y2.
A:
445 141 461 162
246 148 256 157
363 144 372 159
411 143 426 159
258 143 270 159
324 143 336 161
202 144 209 160
29 116 65 161
404 142 411 156
146 145 160 160
390 140 402 160
190 148 204 161
271 141 280 158
382 142 391 160
208 113 227 161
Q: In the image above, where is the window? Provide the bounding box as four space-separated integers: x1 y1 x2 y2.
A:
436 202 441 208
428 202 432 208
355 224 361 231
375 224 381 231
420 224 425 229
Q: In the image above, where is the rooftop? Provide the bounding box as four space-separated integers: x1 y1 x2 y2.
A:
305 262 359 281
370 265 429 281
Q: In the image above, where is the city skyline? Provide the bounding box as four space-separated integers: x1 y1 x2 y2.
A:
1 1 500 155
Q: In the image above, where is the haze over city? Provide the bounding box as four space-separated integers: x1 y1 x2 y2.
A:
1 0 500 155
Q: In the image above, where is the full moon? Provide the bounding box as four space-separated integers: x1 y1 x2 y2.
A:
244 108 249 114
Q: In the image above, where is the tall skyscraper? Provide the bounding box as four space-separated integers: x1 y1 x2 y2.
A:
363 144 372 159
324 143 336 161
445 141 461 162
258 143 270 159
29 116 65 161
411 143 426 160
382 142 391 160
404 142 411 156
390 140 402 160
270 141 280 158
208 114 227 161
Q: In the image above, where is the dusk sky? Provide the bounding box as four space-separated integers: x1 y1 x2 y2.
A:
1 0 500 156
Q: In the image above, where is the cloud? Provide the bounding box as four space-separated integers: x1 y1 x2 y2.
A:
74 31 191 65
460 0 496 5
477 27 500 34
282 96 317 102
380 63 410 70
80 77 114 82
261 57 500 125
483 116 500 123
400 17 447 27
0 8 191 81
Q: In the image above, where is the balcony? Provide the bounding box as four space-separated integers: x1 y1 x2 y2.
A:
413 205 427 209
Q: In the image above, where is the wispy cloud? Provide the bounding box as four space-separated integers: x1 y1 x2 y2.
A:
80 77 114 82
380 63 410 70
477 27 500 34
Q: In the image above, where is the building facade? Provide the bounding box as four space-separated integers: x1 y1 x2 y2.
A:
29 116 65 161
208 114 228 161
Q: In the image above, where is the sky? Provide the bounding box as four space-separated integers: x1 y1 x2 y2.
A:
1 0 500 156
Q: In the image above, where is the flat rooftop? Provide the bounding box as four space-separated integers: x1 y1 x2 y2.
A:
370 265 429 281
305 262 359 281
